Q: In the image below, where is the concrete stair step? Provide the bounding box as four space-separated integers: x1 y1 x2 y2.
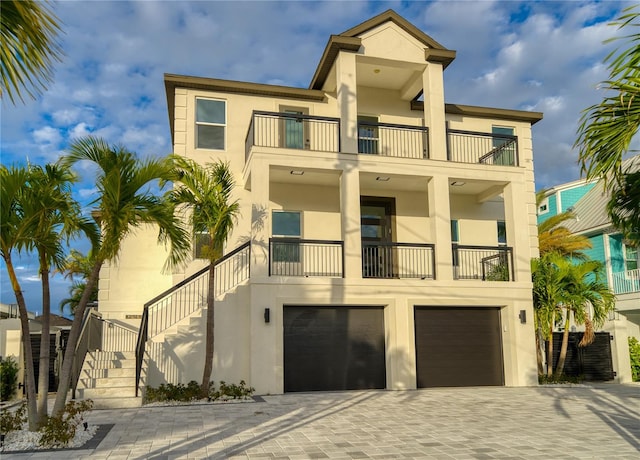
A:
83 359 136 370
85 397 142 410
77 386 137 399
88 351 136 360
81 367 135 379
80 376 136 388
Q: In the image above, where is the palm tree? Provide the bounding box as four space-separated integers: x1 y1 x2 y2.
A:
536 190 592 257
0 164 38 430
52 136 191 416
1 0 63 104
575 6 640 234
170 157 240 397
532 253 567 376
554 259 616 376
58 249 98 316
21 164 97 426
608 171 640 245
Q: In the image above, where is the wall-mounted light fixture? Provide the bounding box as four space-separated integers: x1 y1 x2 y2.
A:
519 310 527 324
264 308 270 323
290 170 304 175
376 176 390 182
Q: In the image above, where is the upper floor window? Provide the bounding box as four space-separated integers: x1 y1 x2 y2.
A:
196 98 226 150
624 244 638 271
538 196 549 215
358 115 379 154
272 210 301 263
451 219 459 244
492 126 515 166
497 221 507 246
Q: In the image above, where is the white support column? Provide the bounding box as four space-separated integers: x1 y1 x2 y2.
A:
603 234 614 288
421 62 447 161
503 181 531 282
250 160 270 279
335 51 358 154
341 167 362 278
428 175 453 280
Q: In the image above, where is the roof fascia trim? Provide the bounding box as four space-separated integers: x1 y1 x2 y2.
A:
164 73 326 144
425 49 457 69
309 35 362 90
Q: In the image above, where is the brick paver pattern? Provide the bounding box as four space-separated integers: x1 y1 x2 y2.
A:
5 384 640 459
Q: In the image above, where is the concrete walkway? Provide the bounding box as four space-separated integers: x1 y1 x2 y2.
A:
5 384 640 459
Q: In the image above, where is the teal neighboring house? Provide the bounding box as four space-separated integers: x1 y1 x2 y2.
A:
538 156 640 339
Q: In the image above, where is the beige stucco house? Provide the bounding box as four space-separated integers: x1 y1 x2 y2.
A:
84 10 544 405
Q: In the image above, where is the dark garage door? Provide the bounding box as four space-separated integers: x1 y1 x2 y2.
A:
415 307 504 387
284 306 386 392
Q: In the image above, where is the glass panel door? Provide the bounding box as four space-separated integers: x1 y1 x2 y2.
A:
361 197 394 277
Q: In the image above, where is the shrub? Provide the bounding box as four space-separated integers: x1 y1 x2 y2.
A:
144 380 255 404
0 356 20 401
39 400 94 448
630 337 640 382
0 402 27 434
538 373 583 385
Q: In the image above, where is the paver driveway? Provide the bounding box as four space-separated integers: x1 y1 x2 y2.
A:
5 384 640 459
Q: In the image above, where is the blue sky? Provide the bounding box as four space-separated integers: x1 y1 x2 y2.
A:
0 0 633 313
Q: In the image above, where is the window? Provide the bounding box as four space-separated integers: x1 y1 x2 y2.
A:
624 245 639 271
196 98 225 150
492 126 515 165
272 211 301 262
358 116 379 154
497 221 507 246
282 109 307 149
451 220 459 244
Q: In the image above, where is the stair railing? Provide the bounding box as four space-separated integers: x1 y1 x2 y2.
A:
135 241 251 396
70 308 102 399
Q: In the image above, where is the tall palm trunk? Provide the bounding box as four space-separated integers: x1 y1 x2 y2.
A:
37 250 51 427
201 262 216 397
555 309 572 377
52 261 102 416
535 329 544 375
546 322 554 377
3 254 38 430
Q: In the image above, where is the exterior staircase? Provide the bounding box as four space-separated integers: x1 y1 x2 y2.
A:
76 350 141 409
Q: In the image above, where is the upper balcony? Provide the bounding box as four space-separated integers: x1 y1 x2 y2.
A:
612 269 640 295
245 111 519 166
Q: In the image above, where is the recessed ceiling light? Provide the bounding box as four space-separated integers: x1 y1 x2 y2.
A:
374 68 381 74
290 170 304 175
376 176 390 181
450 181 466 186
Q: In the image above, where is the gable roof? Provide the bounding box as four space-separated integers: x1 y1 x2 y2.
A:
309 9 456 90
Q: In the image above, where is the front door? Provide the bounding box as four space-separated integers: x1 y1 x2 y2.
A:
361 197 395 277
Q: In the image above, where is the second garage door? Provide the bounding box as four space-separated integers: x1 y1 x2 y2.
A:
415 306 504 388
284 306 386 392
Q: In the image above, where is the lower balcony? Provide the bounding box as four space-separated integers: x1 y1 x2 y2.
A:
612 269 640 295
452 245 514 281
269 238 344 277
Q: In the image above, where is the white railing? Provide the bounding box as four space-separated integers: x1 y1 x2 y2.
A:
612 269 640 294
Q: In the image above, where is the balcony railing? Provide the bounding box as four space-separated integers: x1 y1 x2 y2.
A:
447 129 519 166
245 111 340 160
358 121 429 159
452 245 514 281
269 238 344 277
612 268 640 294
362 242 435 279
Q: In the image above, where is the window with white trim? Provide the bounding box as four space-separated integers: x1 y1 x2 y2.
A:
624 244 639 271
196 98 226 150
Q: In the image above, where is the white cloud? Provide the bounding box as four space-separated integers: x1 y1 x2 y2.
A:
69 122 92 139
33 126 62 145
